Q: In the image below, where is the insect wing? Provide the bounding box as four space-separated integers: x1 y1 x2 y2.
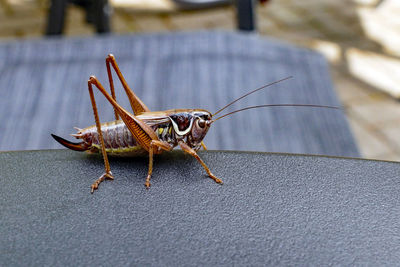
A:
137 112 171 127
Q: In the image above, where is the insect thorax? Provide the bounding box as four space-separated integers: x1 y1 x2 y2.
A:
153 121 203 150
153 123 177 147
165 110 211 150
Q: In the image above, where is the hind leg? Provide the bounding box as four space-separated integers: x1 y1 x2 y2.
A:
106 54 150 115
88 78 114 193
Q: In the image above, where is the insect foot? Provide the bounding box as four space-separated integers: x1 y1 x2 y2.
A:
144 175 151 189
91 172 114 193
209 173 223 184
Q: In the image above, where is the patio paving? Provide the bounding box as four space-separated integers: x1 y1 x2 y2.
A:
1 0 399 161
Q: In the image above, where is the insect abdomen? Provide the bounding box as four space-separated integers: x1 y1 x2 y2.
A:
80 120 142 154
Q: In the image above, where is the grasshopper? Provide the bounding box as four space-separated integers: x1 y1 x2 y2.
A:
52 54 337 193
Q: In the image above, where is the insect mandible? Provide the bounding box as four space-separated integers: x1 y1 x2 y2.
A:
52 54 338 193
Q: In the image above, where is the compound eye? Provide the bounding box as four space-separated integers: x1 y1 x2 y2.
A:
197 119 206 128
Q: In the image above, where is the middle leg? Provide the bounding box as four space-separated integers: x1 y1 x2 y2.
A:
146 140 173 188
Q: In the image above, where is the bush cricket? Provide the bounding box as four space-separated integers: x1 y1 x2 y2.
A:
52 54 338 193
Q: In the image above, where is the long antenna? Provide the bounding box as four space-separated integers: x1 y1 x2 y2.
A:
211 104 340 123
212 76 293 117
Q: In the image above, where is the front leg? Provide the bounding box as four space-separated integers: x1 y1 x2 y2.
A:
179 142 223 184
146 140 173 188
201 141 207 151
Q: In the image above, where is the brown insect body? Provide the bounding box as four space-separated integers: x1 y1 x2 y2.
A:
52 54 338 193
57 109 211 155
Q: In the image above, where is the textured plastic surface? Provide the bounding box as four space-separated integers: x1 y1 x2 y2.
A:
2 149 398 265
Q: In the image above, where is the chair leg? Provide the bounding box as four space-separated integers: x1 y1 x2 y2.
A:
235 0 256 31
93 0 111 33
46 0 68 35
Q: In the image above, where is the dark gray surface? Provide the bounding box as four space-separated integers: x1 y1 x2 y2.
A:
0 31 359 156
1 149 400 265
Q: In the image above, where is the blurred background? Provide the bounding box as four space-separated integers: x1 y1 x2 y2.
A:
1 0 399 160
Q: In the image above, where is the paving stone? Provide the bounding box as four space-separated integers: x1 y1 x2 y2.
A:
347 115 393 159
0 16 44 31
111 0 176 12
346 48 400 98
131 14 173 32
379 123 400 153
375 151 400 162
349 97 400 127
309 39 342 64
357 0 400 56
335 80 371 105
352 0 381 6
261 4 305 27
331 71 375 104
257 15 277 31
168 8 234 31
0 5 6 17
64 6 95 37
111 12 136 33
